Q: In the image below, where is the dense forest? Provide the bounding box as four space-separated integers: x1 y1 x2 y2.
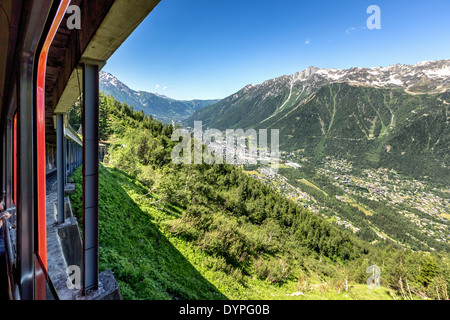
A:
69 93 450 300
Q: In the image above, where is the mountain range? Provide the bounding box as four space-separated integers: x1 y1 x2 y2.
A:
99 71 220 124
185 60 450 183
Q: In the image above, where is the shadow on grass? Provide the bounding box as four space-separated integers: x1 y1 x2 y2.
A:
70 164 228 300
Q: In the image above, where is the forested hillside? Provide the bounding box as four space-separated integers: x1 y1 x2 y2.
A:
264 84 449 184
185 62 450 184
69 94 450 300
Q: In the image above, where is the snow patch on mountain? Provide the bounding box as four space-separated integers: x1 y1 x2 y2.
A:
258 60 450 95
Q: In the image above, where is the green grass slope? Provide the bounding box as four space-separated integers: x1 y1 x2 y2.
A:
70 165 226 300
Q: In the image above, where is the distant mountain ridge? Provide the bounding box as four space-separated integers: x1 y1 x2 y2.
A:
186 60 450 129
99 71 220 124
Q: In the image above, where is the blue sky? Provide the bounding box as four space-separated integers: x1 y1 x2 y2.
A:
103 0 450 100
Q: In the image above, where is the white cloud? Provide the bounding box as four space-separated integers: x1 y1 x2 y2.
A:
346 26 366 35
346 27 356 35
155 84 160 89
163 86 168 91
305 40 310 45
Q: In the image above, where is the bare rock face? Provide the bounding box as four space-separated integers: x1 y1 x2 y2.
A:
289 59 450 94
64 183 76 196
